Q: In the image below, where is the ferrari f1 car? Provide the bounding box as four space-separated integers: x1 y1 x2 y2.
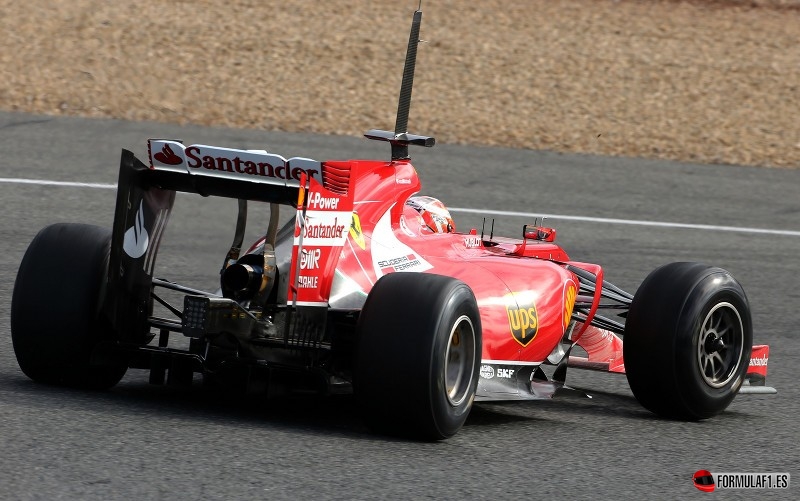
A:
10 7 775 440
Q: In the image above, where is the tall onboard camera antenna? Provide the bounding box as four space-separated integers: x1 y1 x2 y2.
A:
393 7 422 156
364 5 435 161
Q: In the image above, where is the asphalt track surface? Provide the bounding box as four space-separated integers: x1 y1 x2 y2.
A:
1 111 798 500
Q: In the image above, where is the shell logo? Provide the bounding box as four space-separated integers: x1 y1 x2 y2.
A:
563 280 577 330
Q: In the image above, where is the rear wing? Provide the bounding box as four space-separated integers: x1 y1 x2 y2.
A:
146 139 321 198
105 142 351 344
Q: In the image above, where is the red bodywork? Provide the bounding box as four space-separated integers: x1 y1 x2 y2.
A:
280 159 593 371
274 158 771 395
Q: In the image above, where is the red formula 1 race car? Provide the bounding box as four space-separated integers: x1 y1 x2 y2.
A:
10 7 775 440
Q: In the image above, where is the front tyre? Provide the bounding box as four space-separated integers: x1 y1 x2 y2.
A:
11 223 127 389
624 262 752 419
355 273 482 440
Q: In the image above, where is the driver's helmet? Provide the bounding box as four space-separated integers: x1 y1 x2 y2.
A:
405 196 456 233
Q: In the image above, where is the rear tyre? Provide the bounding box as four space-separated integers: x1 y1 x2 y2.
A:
355 273 481 440
624 262 752 419
11 223 127 389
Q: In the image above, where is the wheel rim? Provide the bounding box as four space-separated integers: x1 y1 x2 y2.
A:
696 302 744 388
444 315 476 406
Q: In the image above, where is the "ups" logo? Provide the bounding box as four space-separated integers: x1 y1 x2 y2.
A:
505 293 538 346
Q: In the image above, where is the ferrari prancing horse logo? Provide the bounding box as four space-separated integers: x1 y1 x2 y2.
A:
505 292 539 347
349 213 366 250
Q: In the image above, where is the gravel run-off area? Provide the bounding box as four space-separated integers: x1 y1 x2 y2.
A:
1 0 799 168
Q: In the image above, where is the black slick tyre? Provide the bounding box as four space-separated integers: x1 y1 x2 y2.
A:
355 273 482 440
624 262 752 420
11 223 127 389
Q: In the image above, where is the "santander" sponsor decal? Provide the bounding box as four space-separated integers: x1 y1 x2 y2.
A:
302 216 347 239
294 211 352 247
147 139 321 186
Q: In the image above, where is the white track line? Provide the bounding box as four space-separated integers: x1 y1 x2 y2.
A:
0 178 116 189
1 177 798 237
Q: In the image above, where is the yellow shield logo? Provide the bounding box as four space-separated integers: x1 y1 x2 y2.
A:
563 280 577 330
505 293 539 347
349 213 366 250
